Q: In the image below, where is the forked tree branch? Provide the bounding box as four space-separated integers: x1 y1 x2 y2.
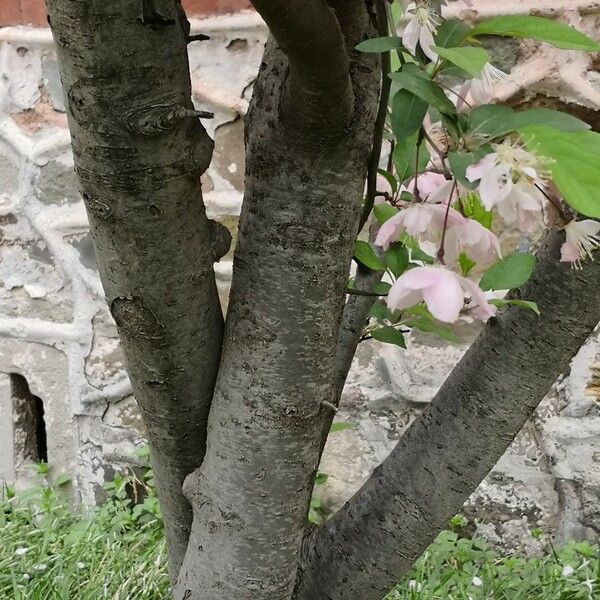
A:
250 0 354 133
295 230 600 599
173 2 380 596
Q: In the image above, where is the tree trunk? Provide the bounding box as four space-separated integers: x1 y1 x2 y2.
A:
45 0 224 579
294 230 600 600
173 3 380 597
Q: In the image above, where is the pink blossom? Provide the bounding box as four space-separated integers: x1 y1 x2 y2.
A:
446 218 502 268
427 179 460 205
387 266 497 323
375 204 465 250
407 172 448 199
560 219 600 268
496 181 544 233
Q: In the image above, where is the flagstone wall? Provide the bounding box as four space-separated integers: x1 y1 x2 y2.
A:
1 0 599 552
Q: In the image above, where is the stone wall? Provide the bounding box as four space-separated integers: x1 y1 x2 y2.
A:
0 0 599 552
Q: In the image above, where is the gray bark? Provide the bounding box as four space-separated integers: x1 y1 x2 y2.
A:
45 0 224 579
334 266 382 399
173 2 380 597
294 230 600 600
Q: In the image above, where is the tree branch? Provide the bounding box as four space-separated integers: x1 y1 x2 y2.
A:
173 2 380 597
294 230 600 600
359 0 392 232
46 0 224 580
250 0 354 133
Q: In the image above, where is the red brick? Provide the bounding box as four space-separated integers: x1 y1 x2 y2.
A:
0 0 253 27
0 0 22 26
183 0 253 15
19 0 47 27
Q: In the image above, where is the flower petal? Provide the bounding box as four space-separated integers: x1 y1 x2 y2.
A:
479 164 512 209
421 269 465 323
408 172 448 199
465 154 497 183
459 277 497 322
375 212 404 249
419 26 438 61
402 17 420 56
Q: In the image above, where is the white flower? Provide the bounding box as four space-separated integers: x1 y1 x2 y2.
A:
466 142 547 232
15 547 29 556
472 575 483 587
408 580 423 591
560 219 600 269
561 565 575 577
22 573 30 581
466 62 508 105
403 2 439 61
76 561 86 570
33 564 48 571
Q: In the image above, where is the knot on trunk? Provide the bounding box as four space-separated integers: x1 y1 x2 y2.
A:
110 296 166 340
121 103 213 136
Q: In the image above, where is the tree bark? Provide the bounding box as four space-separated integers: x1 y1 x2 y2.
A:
45 0 224 580
334 265 382 399
294 230 600 600
173 2 380 597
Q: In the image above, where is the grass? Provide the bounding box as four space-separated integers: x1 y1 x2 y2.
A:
1 461 599 599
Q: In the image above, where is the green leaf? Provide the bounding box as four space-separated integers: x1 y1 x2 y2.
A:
469 106 589 139
479 252 536 291
354 241 385 271
330 422 354 433
385 243 410 277
459 252 477 277
435 19 472 49
509 108 590 132
489 298 540 315
393 133 430 183
373 203 398 225
356 35 404 53
433 46 490 77
372 281 392 295
405 316 459 343
389 65 456 115
469 15 600 52
519 126 600 218
401 234 435 264
469 105 516 137
371 326 407 348
369 300 389 321
462 193 493 229
391 89 429 139
310 496 322 509
54 473 72 487
377 169 398 195
314 472 329 485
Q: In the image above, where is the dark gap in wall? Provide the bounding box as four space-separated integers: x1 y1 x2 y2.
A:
10 373 48 464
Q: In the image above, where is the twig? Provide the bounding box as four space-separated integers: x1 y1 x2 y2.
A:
534 183 572 224
437 179 458 264
359 0 392 232
413 128 426 201
346 287 386 297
